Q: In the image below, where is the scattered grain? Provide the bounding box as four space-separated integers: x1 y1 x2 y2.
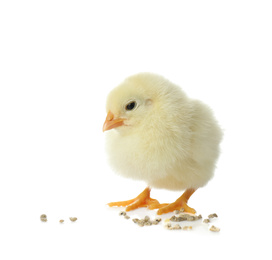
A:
165 223 172 229
170 215 186 222
69 217 77 222
187 216 195 221
132 216 161 227
59 219 64 223
172 224 182 230
151 218 161 225
132 218 139 223
154 218 161 223
144 216 150 222
144 221 152 226
40 214 47 222
138 222 145 227
170 213 202 222
117 209 219 232
209 225 220 232
165 223 182 230
119 211 127 216
208 213 218 219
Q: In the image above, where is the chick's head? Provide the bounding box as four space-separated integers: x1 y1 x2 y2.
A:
103 73 174 134
103 90 151 133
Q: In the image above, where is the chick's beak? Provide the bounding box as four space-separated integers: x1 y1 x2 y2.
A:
103 111 124 132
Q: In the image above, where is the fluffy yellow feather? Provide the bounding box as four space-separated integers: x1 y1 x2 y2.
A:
103 72 222 214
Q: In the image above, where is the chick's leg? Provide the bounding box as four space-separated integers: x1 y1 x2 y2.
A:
157 188 197 215
108 187 164 212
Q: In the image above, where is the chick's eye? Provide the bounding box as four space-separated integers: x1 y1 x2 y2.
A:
125 101 136 111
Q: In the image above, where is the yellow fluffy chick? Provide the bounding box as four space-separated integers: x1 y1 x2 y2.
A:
103 73 222 215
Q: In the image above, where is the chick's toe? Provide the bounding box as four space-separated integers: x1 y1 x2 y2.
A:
108 187 162 212
157 188 196 215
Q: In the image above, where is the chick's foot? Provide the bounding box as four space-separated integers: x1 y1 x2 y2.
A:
157 188 197 215
108 187 163 212
157 201 196 215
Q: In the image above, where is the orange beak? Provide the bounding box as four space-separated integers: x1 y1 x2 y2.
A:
103 111 125 132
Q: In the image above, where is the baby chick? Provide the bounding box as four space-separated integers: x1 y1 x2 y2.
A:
103 73 222 215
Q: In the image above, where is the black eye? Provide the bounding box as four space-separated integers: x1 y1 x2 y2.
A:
125 101 136 111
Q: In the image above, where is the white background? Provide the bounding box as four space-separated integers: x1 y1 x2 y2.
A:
1 0 272 259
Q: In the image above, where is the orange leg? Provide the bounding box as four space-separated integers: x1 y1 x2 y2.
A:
108 187 167 212
157 188 197 215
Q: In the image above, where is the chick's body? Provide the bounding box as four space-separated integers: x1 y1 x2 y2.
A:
105 73 222 191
